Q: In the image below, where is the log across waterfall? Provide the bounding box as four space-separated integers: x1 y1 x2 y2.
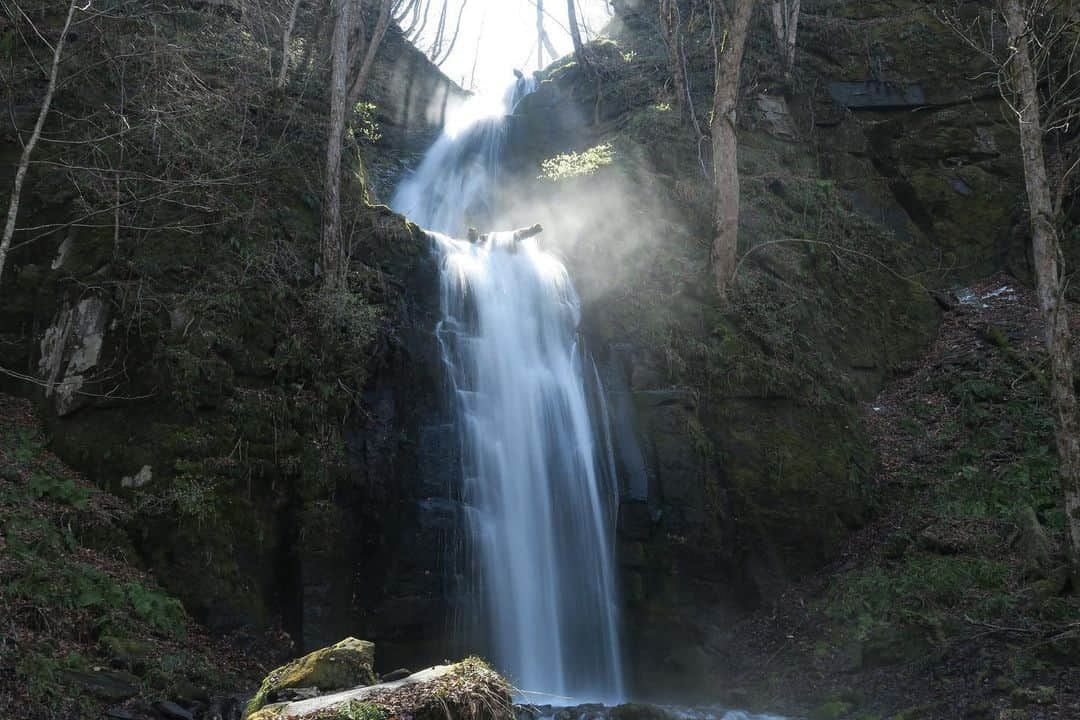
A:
391 75 625 701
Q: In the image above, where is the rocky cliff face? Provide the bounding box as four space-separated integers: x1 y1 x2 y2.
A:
496 0 1044 697
0 0 461 671
0 0 1063 707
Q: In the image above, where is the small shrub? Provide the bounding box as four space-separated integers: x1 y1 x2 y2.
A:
539 143 616 182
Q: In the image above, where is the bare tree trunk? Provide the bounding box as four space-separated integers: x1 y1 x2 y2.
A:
297 4 328 77
567 0 591 74
709 0 754 299
348 0 394 106
536 0 557 70
660 0 704 138
429 0 469 66
1 0 78 289
323 0 352 288
1003 0 1080 577
277 0 304 88
769 0 799 74
660 0 689 109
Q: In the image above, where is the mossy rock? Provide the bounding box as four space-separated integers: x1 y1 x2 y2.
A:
247 704 288 720
244 638 377 718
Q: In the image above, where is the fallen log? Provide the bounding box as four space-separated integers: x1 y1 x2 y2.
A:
466 224 544 244
245 660 512 720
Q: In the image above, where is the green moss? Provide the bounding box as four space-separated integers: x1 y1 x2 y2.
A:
0 397 256 718
340 701 391 720
244 638 377 719
811 700 854 720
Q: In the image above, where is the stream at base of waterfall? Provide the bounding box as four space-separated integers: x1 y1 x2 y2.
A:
390 72 787 720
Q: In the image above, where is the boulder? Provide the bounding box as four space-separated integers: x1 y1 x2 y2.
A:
37 296 109 416
609 703 677 720
153 700 195 720
60 668 140 701
243 638 377 718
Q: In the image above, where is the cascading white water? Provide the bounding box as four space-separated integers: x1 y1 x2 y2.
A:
391 75 624 701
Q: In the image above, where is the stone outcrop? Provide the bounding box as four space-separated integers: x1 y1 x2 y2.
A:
38 296 109 416
244 637 377 718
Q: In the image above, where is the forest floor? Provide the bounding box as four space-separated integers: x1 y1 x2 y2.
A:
722 275 1080 720
0 394 279 719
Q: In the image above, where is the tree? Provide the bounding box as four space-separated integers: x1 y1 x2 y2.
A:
1 0 81 289
768 0 800 75
277 0 304 88
322 0 400 288
708 0 756 299
536 0 558 71
322 0 352 288
940 0 1080 577
398 0 469 67
567 0 592 75
348 0 396 106
1001 0 1080 578
659 0 704 138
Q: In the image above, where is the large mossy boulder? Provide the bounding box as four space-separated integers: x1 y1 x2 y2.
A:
247 659 511 720
244 638 377 718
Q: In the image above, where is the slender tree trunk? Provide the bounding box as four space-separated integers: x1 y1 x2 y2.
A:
660 0 689 110
348 0 394 106
769 0 799 74
1003 0 1080 577
1 0 78 289
297 5 327 77
660 0 704 138
323 0 352 287
538 0 545 70
536 0 557 70
567 0 591 73
277 0 304 88
709 0 754 298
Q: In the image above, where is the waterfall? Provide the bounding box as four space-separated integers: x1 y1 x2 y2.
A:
391 75 625 702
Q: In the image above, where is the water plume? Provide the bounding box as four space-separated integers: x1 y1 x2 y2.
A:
391 74 625 702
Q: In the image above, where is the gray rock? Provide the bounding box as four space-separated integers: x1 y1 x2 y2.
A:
274 687 322 701
38 296 110 416
380 668 413 683
204 695 243 720
103 708 140 720
756 94 797 139
121 465 153 489
152 699 194 720
60 668 139 701
828 81 926 109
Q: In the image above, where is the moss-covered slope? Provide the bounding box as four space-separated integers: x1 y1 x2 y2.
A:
0 0 454 670
0 393 270 719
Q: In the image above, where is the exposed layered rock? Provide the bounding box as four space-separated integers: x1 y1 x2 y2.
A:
497 0 1038 698
38 296 109 416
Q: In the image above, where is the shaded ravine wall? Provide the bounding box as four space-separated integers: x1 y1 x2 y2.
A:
491 0 1046 699
2 0 1062 701
0 4 467 672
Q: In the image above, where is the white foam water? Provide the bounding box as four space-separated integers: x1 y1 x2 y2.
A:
391 75 624 701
